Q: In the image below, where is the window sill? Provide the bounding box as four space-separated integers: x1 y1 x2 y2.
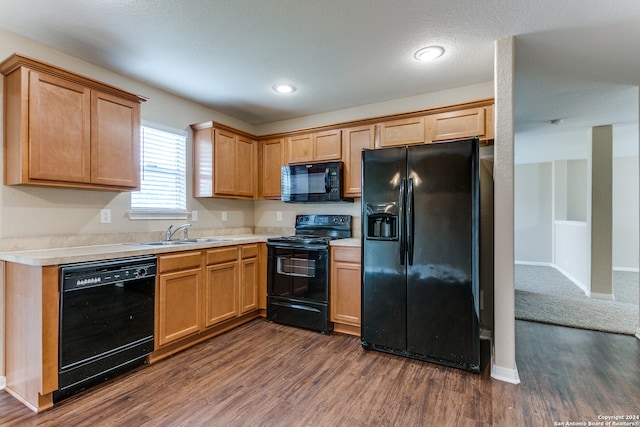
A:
128 211 190 220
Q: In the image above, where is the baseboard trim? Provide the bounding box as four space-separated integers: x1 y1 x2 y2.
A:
614 266 640 273
552 264 589 296
0 376 6 390
591 292 615 301
636 327 640 340
515 260 553 267
491 362 521 384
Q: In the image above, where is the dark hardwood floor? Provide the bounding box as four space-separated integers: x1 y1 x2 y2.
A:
2 319 639 426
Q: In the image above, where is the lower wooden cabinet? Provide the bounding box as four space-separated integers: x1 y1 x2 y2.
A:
205 247 239 327
153 243 263 360
330 246 361 336
240 244 259 314
156 251 203 348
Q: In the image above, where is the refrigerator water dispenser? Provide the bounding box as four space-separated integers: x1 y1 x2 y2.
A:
365 202 398 240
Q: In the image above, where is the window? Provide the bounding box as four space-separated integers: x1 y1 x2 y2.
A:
130 126 186 216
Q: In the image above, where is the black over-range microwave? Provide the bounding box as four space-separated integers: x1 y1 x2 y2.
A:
281 161 352 202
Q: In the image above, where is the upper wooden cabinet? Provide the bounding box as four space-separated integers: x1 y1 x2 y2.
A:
376 104 494 148
260 137 285 199
377 116 427 148
286 129 341 164
342 124 375 197
0 54 145 191
428 105 492 142
191 122 257 199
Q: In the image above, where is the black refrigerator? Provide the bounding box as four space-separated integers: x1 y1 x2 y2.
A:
361 137 480 372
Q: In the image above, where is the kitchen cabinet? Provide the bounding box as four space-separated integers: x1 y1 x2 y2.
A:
240 244 259 313
427 105 493 143
152 243 263 361
3 262 59 412
341 124 375 197
377 116 428 148
0 54 144 190
204 244 259 327
260 137 285 199
286 129 341 164
330 246 361 336
192 122 257 199
156 251 203 348
204 246 239 326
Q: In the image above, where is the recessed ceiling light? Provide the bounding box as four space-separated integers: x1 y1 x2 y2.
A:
273 83 296 94
414 46 445 62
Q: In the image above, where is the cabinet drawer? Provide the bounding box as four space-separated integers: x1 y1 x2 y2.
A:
158 251 202 273
332 247 360 263
206 246 238 265
241 244 259 259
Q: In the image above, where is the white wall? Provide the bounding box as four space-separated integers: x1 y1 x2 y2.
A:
554 221 590 291
515 123 639 271
514 162 553 263
492 36 519 383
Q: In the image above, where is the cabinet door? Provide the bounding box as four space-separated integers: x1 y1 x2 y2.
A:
314 129 342 161
90 91 140 188
213 128 237 195
342 125 375 197
235 135 256 198
193 127 213 197
240 244 259 314
157 268 202 347
378 116 427 148
28 71 91 183
330 248 361 328
428 107 486 142
286 133 314 164
204 261 239 327
261 138 284 199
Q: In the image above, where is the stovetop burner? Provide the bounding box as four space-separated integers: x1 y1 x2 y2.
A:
267 214 351 247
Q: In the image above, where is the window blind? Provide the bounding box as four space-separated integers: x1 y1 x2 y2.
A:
131 126 186 212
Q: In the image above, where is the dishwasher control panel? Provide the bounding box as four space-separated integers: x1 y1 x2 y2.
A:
60 256 157 291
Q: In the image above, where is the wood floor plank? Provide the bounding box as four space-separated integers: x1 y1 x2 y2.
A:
1 319 639 426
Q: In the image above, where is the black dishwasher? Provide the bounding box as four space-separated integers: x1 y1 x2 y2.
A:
53 256 156 402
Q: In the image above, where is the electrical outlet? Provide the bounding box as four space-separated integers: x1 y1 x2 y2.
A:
191 210 198 221
276 211 283 221
100 209 111 224
221 211 227 221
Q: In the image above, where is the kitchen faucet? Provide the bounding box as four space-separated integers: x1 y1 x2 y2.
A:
165 223 191 241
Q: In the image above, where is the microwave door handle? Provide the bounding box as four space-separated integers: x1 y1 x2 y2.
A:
324 168 331 193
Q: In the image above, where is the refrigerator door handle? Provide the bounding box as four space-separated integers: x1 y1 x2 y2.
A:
407 177 414 265
399 178 406 266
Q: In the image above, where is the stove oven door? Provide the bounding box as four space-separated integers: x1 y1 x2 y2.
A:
266 244 332 333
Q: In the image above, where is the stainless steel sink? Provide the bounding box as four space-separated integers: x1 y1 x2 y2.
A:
131 240 192 246
181 237 232 243
130 237 232 246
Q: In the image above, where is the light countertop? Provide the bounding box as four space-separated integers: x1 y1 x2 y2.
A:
330 238 361 248
0 234 362 266
0 234 272 266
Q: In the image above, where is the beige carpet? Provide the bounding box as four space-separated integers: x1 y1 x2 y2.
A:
515 265 639 335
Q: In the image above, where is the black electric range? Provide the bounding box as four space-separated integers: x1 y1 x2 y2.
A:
266 214 351 333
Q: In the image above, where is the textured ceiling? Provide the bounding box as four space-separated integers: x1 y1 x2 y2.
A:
0 0 639 131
